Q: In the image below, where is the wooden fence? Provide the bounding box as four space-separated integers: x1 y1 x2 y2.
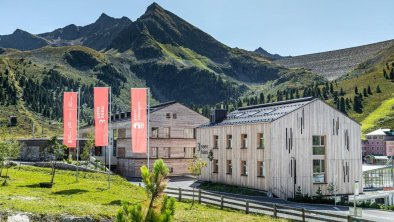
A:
164 187 375 222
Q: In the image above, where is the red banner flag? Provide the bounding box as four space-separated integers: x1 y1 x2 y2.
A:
63 92 78 148
94 87 109 146
131 88 147 153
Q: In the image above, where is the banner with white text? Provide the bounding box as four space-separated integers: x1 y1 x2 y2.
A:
63 92 78 148
94 87 109 146
131 88 147 153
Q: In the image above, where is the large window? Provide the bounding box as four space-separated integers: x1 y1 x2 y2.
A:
164 127 170 138
151 127 159 138
213 159 218 173
312 135 325 155
226 160 232 175
151 147 158 158
257 133 264 149
241 160 248 176
313 159 325 183
226 135 232 149
257 161 265 177
241 134 248 149
213 135 219 149
184 128 194 138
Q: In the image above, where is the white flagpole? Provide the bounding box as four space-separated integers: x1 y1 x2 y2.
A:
76 87 81 182
147 88 150 171
108 87 112 189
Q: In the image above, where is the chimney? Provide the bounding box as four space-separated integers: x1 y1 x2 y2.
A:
210 109 227 124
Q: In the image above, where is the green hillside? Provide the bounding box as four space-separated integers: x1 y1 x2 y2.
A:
329 46 394 134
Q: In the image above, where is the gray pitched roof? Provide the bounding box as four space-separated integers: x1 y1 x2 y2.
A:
201 97 316 127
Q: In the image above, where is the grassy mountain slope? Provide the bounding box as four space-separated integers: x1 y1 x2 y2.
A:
0 46 147 137
330 45 394 134
276 39 394 80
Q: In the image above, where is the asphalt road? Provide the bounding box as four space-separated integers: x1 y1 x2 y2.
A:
130 176 394 222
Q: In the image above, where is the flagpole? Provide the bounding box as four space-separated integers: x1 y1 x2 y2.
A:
76 88 81 182
147 88 150 171
108 87 112 189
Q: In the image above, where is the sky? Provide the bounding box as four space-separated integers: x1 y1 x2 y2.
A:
1 0 394 56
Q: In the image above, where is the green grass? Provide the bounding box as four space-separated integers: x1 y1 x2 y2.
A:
361 97 394 133
0 166 285 221
175 201 287 222
199 182 267 197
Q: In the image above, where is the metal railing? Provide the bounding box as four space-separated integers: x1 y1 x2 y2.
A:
165 187 376 222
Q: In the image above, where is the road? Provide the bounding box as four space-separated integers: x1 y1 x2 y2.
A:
130 176 394 222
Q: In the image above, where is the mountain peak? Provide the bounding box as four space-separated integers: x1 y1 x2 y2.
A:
254 47 284 60
96 13 115 23
13 29 28 34
145 2 165 14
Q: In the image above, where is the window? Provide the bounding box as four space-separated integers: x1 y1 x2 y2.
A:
257 133 264 149
345 130 350 150
184 147 194 158
169 167 174 173
151 127 159 138
184 128 194 138
164 127 170 138
160 147 170 158
241 160 248 176
257 161 265 177
241 134 248 148
226 135 232 149
151 147 158 158
313 159 325 183
213 135 219 149
173 113 177 119
213 159 219 173
166 113 171 119
94 146 103 156
312 135 325 155
226 160 232 174
113 140 117 156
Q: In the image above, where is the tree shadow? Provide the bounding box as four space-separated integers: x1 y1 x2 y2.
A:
52 189 88 195
19 183 42 188
105 200 144 206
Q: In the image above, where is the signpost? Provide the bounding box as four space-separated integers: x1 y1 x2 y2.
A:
350 180 362 217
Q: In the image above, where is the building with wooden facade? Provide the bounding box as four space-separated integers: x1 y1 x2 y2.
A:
196 97 362 199
80 101 209 178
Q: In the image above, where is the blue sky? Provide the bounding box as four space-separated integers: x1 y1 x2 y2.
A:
1 0 393 56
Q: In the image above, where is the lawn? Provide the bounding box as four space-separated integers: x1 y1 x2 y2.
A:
199 181 267 197
0 166 285 221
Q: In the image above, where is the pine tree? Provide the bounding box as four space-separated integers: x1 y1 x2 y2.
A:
259 92 265 104
383 69 388 79
353 95 363 113
376 85 382 93
363 88 368 97
367 86 372 95
330 82 334 94
354 86 358 95
390 67 394 80
339 97 347 114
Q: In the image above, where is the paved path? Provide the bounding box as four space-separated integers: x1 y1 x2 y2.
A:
130 177 394 222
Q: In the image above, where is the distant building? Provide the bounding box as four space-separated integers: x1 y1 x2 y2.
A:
18 138 86 161
362 129 394 157
80 101 209 178
197 97 362 200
